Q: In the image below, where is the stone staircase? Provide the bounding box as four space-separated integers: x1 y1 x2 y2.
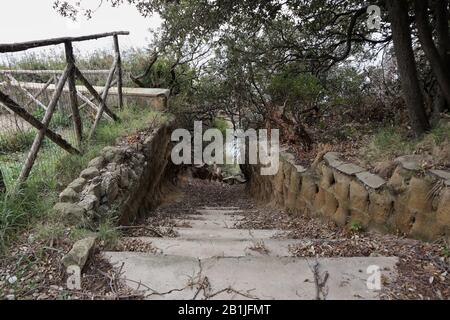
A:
103 206 398 300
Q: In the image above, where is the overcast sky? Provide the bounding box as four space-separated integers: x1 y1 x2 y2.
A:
0 0 161 55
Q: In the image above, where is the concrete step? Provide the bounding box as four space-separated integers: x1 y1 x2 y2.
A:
172 218 240 229
174 227 284 240
127 237 300 258
103 252 398 300
201 206 241 210
195 209 244 216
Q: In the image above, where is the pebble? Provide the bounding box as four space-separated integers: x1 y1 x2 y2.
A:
7 276 17 284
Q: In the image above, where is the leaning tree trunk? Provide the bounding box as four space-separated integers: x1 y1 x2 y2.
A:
414 0 450 109
386 0 430 136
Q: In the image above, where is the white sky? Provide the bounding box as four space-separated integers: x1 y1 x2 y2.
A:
0 0 161 55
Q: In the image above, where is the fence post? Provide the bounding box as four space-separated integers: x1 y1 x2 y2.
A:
64 41 83 147
113 35 123 110
0 167 5 193
17 66 71 184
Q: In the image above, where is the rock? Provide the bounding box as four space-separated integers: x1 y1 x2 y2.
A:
59 187 79 203
53 203 85 223
78 195 99 212
335 163 366 175
62 236 97 269
102 173 119 202
68 178 86 193
102 146 124 163
118 167 130 188
7 276 17 284
293 164 307 173
84 181 103 198
5 294 15 300
429 169 450 181
88 156 105 170
356 171 386 189
128 169 138 182
80 167 99 180
373 161 396 179
323 152 344 169
394 155 432 171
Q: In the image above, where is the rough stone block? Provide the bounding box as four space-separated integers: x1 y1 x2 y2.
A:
333 204 349 227
323 191 339 218
53 202 85 224
88 156 105 170
299 174 317 203
59 187 79 203
320 165 335 189
68 178 87 193
332 171 351 200
62 236 96 269
349 180 369 212
356 171 386 189
80 167 100 180
368 191 393 226
313 187 326 212
407 177 432 213
335 163 366 176
436 189 450 226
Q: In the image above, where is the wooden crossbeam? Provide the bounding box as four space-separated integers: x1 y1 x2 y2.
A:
0 69 110 75
0 90 80 155
17 65 73 183
5 74 48 111
113 35 124 110
24 76 54 108
65 42 82 147
89 60 118 138
73 67 119 122
0 31 130 53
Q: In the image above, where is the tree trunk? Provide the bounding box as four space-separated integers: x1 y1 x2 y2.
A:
386 0 430 136
431 0 450 114
415 0 450 108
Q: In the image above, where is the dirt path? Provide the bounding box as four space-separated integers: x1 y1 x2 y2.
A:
102 179 450 300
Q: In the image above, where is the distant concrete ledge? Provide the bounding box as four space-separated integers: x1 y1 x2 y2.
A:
0 81 170 99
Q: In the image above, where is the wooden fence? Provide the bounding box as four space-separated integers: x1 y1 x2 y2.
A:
0 31 129 184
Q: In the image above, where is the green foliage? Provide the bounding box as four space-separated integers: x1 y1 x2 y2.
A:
97 220 121 248
270 72 324 108
326 66 365 108
0 130 35 154
213 118 229 135
361 122 450 164
350 221 363 232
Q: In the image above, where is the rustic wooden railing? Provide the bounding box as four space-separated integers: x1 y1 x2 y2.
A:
0 31 129 184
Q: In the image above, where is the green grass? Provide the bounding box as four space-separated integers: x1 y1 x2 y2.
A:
361 122 450 163
0 130 36 154
0 105 165 251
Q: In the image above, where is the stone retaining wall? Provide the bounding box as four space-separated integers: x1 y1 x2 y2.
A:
53 120 176 227
245 150 450 242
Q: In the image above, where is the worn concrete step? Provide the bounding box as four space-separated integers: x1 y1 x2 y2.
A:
127 237 300 258
195 209 244 216
201 206 241 210
182 213 245 223
103 252 398 300
172 218 240 229
174 227 284 240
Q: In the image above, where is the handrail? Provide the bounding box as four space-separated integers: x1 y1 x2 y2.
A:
0 31 130 53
